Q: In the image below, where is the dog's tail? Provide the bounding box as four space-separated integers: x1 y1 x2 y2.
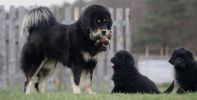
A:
21 7 57 38
163 80 175 93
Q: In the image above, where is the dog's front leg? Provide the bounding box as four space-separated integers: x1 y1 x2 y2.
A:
177 88 185 94
71 67 82 94
80 70 94 94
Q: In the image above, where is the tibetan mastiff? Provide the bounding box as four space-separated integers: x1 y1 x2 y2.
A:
20 4 112 94
111 50 173 94
168 47 197 93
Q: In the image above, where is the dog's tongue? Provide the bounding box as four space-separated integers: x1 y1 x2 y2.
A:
100 36 109 45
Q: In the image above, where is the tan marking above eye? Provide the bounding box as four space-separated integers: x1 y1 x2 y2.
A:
97 20 101 23
103 19 106 22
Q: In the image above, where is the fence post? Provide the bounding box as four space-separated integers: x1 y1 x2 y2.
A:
18 6 27 49
74 7 80 21
63 6 72 24
145 46 150 59
17 6 27 91
106 8 115 91
116 8 124 51
0 6 6 89
6 6 18 89
125 8 132 52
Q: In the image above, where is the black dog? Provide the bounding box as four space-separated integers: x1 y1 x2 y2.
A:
168 47 197 93
20 4 112 94
111 50 173 94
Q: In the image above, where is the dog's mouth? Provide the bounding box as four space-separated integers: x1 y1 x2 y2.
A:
89 28 112 51
174 58 186 69
111 63 118 70
112 65 119 71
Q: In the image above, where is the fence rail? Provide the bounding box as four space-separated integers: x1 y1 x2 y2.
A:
0 5 131 92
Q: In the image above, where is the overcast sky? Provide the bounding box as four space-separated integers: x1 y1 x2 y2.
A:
0 0 76 10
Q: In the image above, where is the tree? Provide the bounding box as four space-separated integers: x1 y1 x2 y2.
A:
134 0 197 53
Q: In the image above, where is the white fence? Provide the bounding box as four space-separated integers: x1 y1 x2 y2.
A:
0 5 131 92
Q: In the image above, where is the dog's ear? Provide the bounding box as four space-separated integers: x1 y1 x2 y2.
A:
79 9 92 33
186 50 195 66
169 53 175 65
108 14 113 29
125 54 134 66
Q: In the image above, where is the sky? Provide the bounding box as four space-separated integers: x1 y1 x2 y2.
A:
0 0 76 10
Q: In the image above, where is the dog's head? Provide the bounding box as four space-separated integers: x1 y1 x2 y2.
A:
80 4 113 51
111 50 134 70
169 47 195 69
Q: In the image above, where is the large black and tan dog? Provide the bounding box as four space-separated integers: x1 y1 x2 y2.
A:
111 50 173 94
168 47 197 93
20 4 112 94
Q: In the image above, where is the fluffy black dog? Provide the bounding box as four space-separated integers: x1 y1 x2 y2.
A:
111 50 173 94
168 47 197 93
20 4 112 94
111 50 160 94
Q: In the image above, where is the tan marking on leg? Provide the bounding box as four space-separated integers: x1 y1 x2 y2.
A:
84 84 95 94
70 75 81 94
37 59 57 93
38 81 46 93
80 71 95 94
25 81 33 94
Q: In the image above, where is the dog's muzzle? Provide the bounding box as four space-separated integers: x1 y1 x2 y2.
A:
174 58 186 68
89 28 112 50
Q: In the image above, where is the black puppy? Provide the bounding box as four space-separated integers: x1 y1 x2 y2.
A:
169 47 197 93
111 50 160 94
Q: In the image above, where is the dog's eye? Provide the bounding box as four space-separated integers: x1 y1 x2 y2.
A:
97 20 101 23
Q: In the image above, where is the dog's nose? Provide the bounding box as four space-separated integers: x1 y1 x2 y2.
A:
102 30 106 35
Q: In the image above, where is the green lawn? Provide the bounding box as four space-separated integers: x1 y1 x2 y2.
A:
0 91 197 100
0 84 196 100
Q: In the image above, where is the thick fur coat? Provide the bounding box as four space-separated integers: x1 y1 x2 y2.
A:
169 47 197 93
20 4 112 94
111 50 160 94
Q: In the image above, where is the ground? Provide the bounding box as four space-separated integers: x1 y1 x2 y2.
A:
0 84 196 100
1 91 197 100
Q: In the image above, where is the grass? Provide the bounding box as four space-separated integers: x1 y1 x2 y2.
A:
0 84 197 100
0 91 197 100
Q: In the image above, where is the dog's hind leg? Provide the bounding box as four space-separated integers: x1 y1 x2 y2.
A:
24 78 34 94
35 59 57 93
35 80 46 93
20 42 45 94
24 59 47 94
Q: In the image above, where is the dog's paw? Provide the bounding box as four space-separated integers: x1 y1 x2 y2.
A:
72 85 81 94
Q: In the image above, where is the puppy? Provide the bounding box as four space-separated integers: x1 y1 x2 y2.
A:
111 50 160 94
169 47 197 93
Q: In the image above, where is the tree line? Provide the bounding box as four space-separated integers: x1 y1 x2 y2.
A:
133 0 197 54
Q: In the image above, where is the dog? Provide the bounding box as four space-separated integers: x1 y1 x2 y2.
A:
111 50 173 94
168 47 197 93
20 4 112 94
